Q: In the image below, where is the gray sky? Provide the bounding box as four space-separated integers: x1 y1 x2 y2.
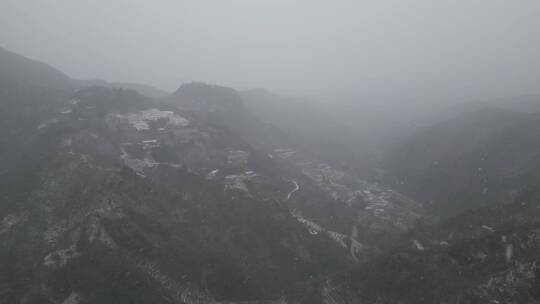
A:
1 0 539 103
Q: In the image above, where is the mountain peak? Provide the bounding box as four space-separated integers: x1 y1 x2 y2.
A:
168 82 254 127
0 46 74 89
171 82 244 107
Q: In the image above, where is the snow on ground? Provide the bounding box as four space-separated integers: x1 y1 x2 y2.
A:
207 169 219 179
123 157 158 172
227 150 249 167
136 259 216 304
348 225 369 261
120 146 158 172
225 175 249 193
69 98 80 105
224 171 258 194
358 183 422 229
291 210 348 248
119 144 184 173
295 217 323 235
141 139 161 149
482 225 495 232
413 239 425 251
38 118 59 129
321 281 346 304
0 213 25 233
274 148 296 159
301 163 345 184
281 150 420 226
117 109 189 131
61 292 81 304
43 245 80 268
327 231 348 248
359 185 404 215
43 221 69 246
298 162 359 203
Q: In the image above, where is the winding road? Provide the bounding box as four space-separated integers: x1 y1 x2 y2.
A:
287 180 300 200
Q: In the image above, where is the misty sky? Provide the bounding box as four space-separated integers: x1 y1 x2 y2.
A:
1 0 539 103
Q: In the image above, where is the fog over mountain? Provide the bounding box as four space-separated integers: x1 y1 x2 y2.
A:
3 2 540 304
1 0 540 103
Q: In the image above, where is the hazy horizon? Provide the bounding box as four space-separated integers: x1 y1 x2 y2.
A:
1 0 540 104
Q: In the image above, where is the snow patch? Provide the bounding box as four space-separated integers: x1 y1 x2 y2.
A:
227 150 249 166
207 169 220 179
136 260 216 303
38 118 59 129
119 109 189 131
482 225 495 232
225 174 250 193
0 213 25 233
120 146 158 172
69 98 80 105
327 231 348 248
61 292 81 304
43 246 80 268
413 240 425 251
292 210 349 249
274 148 296 159
296 217 322 235
291 210 323 235
44 221 68 246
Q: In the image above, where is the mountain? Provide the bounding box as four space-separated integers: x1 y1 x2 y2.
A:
107 82 168 99
168 82 426 256
0 50 433 302
167 83 303 158
440 95 540 121
384 106 540 217
240 89 375 175
169 84 375 175
0 46 167 98
308 189 540 304
4 46 540 303
77 79 169 99
0 84 358 303
0 50 373 303
0 47 74 90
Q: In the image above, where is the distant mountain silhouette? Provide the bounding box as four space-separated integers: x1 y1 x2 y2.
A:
385 106 540 216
